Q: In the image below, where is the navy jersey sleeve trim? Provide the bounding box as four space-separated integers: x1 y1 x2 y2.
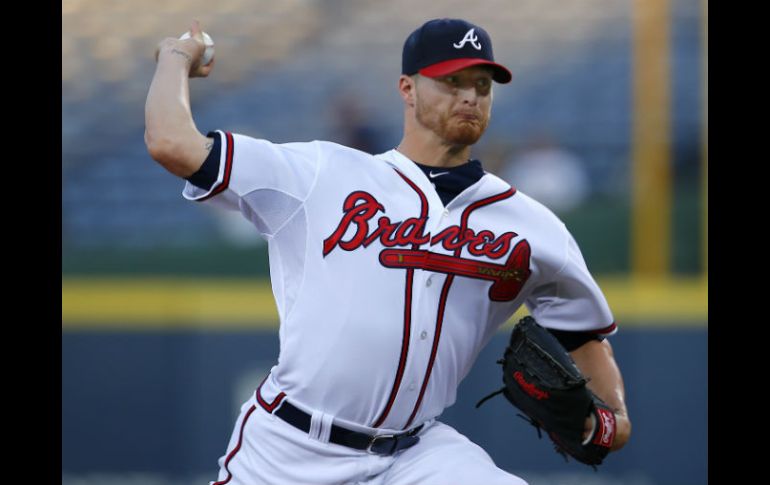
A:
185 131 222 190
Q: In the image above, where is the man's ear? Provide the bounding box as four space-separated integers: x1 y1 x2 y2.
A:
399 75 417 108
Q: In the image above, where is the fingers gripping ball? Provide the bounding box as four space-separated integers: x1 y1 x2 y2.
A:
179 31 215 66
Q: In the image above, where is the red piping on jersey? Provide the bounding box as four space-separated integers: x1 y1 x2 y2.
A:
255 375 286 413
392 170 429 219
212 404 256 485
199 131 235 202
460 188 516 228
402 272 454 429
403 187 517 429
372 169 429 428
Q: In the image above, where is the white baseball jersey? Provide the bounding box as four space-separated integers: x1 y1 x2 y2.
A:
184 130 616 435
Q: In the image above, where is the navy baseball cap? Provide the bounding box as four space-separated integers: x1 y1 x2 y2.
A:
402 18 512 84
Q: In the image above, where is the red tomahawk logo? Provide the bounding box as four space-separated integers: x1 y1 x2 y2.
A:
379 240 532 302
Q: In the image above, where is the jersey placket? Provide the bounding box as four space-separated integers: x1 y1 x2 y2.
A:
371 169 433 428
386 197 458 430
399 185 518 429
401 208 458 429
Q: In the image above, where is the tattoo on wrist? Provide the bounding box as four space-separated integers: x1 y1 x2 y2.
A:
171 49 192 63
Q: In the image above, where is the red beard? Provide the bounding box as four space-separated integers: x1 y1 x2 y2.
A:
444 119 486 145
416 101 488 146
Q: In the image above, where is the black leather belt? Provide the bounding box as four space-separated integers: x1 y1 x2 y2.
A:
273 400 423 456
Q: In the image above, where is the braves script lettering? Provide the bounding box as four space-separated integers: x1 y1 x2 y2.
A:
323 192 516 258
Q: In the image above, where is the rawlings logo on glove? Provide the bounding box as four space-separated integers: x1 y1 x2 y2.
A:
476 316 616 468
513 371 549 400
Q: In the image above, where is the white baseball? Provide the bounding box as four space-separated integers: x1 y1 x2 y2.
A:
179 31 215 66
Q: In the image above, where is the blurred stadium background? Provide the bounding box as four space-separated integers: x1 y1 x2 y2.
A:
62 0 707 484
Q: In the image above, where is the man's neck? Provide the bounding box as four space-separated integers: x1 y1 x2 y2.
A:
396 132 473 168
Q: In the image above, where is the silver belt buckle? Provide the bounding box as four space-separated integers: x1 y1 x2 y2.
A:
366 434 396 455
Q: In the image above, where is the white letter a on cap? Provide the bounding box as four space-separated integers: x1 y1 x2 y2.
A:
453 28 482 50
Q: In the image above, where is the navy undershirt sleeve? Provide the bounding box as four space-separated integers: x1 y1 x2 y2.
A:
185 131 221 190
546 328 605 352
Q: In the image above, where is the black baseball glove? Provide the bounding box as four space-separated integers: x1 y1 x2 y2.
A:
476 316 616 467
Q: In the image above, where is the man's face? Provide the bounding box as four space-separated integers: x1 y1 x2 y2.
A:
413 66 494 146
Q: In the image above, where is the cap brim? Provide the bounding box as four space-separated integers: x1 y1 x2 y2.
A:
419 58 512 84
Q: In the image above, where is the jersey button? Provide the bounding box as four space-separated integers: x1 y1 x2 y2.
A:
426 277 432 287
408 382 417 391
420 331 428 340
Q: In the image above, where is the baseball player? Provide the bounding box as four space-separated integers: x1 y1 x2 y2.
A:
145 18 631 485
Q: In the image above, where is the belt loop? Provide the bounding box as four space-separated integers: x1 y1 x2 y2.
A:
309 411 334 444
309 410 323 441
319 413 334 444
